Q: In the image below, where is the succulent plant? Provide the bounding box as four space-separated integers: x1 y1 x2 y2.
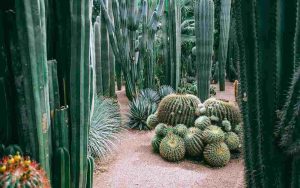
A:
173 124 188 138
201 125 225 144
222 119 232 132
2 145 23 157
139 88 160 104
0 153 50 187
203 142 230 167
151 135 163 153
194 116 211 130
157 94 201 127
155 123 169 137
159 133 186 162
203 98 242 125
184 127 204 157
147 114 160 129
158 85 175 100
224 132 241 151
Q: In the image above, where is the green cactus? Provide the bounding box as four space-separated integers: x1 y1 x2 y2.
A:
147 114 160 129
3 145 23 156
155 123 169 137
94 17 103 95
86 156 94 188
194 0 215 101
52 147 70 188
53 107 70 151
159 133 186 162
203 142 230 167
203 98 242 125
224 132 240 151
201 125 225 144
69 0 91 187
235 0 300 186
47 60 61 115
221 119 231 132
0 78 12 146
184 127 204 157
218 0 231 91
157 94 201 126
173 124 188 138
151 135 163 153
194 116 211 130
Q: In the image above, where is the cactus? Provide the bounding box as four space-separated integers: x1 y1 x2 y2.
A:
94 18 103 95
52 148 70 188
159 133 185 162
3 145 23 156
86 156 94 188
47 60 61 115
203 98 242 125
147 114 160 129
69 0 91 187
52 107 70 151
173 124 188 138
151 135 163 153
194 116 211 130
221 119 231 132
14 0 51 176
0 153 51 187
218 0 231 91
184 127 204 157
0 78 12 146
224 132 240 151
235 0 300 187
203 142 230 167
201 125 225 144
194 0 215 101
157 94 201 126
155 123 169 137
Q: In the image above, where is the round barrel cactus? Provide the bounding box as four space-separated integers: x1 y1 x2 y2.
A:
194 116 211 130
201 125 225 144
173 124 188 138
203 142 230 167
157 94 201 127
159 133 186 162
184 127 204 157
225 132 241 151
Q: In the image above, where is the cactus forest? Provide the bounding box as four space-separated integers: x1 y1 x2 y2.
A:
0 0 299 187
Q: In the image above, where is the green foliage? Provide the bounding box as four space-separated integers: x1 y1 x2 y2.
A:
222 119 232 132
2 145 23 156
173 124 188 138
89 97 123 159
184 127 204 157
159 133 186 162
147 114 159 129
224 132 240 151
139 88 160 104
201 125 225 144
203 142 230 167
158 85 175 100
157 94 200 126
194 116 211 130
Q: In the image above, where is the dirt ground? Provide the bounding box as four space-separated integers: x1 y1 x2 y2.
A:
93 82 245 188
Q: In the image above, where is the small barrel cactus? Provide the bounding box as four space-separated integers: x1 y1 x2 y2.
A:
157 94 201 127
203 142 231 167
201 125 225 144
194 116 211 130
225 132 241 151
155 123 171 137
0 153 50 187
159 133 186 162
147 114 159 129
173 124 188 138
222 119 232 132
184 127 204 157
151 135 163 153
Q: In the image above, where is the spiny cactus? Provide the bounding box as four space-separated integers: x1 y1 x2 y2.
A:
222 119 232 132
194 116 211 130
159 133 186 162
184 127 204 157
86 156 94 188
157 94 201 126
139 88 160 104
194 0 214 101
94 17 103 95
155 123 169 137
173 124 188 138
52 148 70 188
203 142 230 167
0 153 51 187
147 114 160 129
201 125 225 144
224 132 240 151
158 85 175 100
203 98 242 125
151 135 163 153
218 0 231 91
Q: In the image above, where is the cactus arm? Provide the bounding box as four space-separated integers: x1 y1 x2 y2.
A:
52 148 70 188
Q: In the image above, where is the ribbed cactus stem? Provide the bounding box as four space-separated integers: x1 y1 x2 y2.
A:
52 147 70 188
195 0 215 101
86 156 94 188
218 0 231 91
70 0 91 187
94 17 103 95
53 106 69 150
15 0 51 177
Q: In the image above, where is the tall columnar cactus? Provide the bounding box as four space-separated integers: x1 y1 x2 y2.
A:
52 147 70 188
53 107 70 150
47 60 61 116
69 0 91 187
94 17 103 95
86 156 94 188
164 0 181 91
218 0 231 91
235 0 300 187
194 0 215 101
14 0 51 177
108 0 116 97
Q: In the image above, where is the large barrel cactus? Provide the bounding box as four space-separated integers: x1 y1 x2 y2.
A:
157 94 201 126
159 133 186 162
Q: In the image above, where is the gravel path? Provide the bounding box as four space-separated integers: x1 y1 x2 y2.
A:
93 82 245 188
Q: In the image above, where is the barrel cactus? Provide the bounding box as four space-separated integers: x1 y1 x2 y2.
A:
147 114 159 129
151 135 163 153
173 124 188 138
0 153 50 187
222 119 232 132
203 98 242 125
155 123 170 137
159 133 186 162
157 94 201 126
225 132 241 151
184 127 204 157
194 116 211 130
203 142 230 167
201 125 225 144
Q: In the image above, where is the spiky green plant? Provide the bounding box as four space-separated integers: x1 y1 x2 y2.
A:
158 85 175 100
203 142 230 167
151 135 163 153
201 125 225 144
147 114 159 129
89 97 123 159
139 88 160 104
127 97 157 130
224 132 240 151
194 116 211 130
155 123 169 137
159 133 186 162
173 124 188 138
184 127 204 157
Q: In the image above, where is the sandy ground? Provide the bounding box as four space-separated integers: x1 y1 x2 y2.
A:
93 82 245 188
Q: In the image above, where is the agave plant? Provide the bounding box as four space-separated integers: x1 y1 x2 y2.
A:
127 97 157 130
138 88 160 104
158 85 175 100
88 97 123 159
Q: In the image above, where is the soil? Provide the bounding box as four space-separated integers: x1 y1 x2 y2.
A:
93 82 245 188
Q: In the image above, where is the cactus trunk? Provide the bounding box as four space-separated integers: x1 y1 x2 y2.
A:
53 147 71 188
94 18 103 95
194 0 215 101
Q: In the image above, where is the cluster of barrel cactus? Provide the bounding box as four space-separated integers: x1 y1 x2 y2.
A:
150 93 242 167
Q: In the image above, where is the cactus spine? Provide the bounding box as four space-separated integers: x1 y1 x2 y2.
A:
70 0 91 187
236 0 300 187
218 0 231 91
194 0 215 101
